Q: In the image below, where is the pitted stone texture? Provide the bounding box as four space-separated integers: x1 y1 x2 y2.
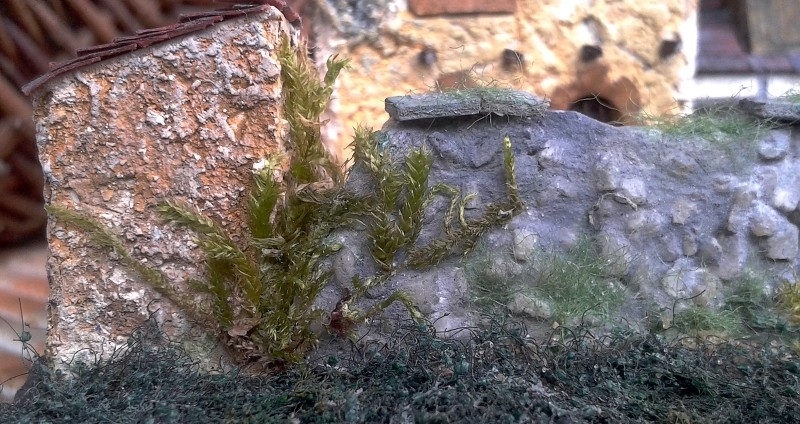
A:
765 222 799 260
661 261 721 307
331 108 800 342
758 129 791 160
34 13 297 373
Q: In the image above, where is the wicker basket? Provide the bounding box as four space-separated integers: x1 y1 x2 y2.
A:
0 0 222 244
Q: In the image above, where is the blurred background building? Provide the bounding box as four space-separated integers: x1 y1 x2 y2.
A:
310 0 696 158
0 0 798 401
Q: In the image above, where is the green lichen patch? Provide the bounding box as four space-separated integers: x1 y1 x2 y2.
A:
465 236 629 328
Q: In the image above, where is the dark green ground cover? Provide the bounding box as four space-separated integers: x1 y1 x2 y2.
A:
1 314 799 423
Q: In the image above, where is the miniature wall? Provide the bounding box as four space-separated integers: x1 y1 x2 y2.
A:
30 8 299 373
310 0 698 160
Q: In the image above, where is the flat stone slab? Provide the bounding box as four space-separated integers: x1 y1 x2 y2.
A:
385 88 549 121
739 99 800 123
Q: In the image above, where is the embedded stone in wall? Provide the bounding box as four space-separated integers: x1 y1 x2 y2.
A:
739 99 800 123
385 89 548 121
30 9 298 373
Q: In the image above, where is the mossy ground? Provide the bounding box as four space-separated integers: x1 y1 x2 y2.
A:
2 313 799 423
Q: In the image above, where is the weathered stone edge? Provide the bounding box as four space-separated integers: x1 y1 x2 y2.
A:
385 89 549 121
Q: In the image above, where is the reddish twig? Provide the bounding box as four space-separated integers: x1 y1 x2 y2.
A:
22 1 303 95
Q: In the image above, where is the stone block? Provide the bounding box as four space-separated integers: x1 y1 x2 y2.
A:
384 89 548 121
750 201 782 237
758 129 791 160
766 223 799 260
512 227 538 261
739 99 800 123
32 11 296 372
619 178 648 205
671 197 697 225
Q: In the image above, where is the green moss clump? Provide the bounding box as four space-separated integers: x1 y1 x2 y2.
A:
279 37 347 185
670 306 742 336
53 37 354 366
406 135 524 268
352 127 434 271
50 37 529 366
776 276 800 326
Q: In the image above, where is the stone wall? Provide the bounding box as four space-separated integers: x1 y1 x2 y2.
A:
315 94 800 341
32 10 297 372
311 0 698 160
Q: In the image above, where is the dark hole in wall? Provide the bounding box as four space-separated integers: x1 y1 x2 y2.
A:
658 37 682 59
568 96 622 124
501 49 525 71
418 47 437 67
580 45 603 63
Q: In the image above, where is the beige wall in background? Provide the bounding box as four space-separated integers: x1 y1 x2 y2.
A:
311 0 698 161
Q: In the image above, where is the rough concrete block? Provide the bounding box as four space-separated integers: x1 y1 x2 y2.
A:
31 10 297 372
385 88 548 121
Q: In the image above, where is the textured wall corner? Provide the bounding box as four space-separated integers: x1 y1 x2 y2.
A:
32 11 297 372
311 0 697 156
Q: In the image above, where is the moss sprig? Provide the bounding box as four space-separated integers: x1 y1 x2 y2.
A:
278 35 348 185
157 201 263 313
46 205 185 308
398 146 433 242
248 163 281 240
406 134 525 268
353 128 434 272
503 135 524 211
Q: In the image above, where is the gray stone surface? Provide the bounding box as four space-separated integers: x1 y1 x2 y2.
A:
324 103 800 341
507 293 552 320
758 129 791 160
385 88 548 121
739 99 800 123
